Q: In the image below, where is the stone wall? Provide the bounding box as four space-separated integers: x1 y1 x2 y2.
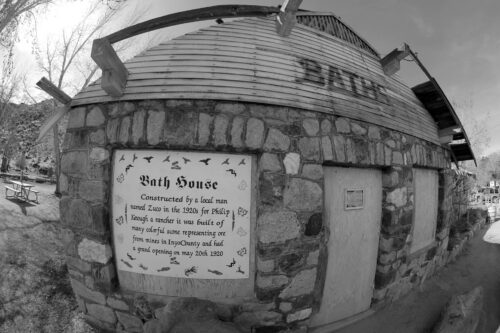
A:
60 99 457 332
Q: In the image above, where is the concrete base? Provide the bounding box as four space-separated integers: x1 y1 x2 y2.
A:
310 309 375 333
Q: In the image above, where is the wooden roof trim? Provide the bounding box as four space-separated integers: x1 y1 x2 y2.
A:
91 4 305 97
403 44 476 166
105 5 280 44
296 12 379 57
276 0 303 37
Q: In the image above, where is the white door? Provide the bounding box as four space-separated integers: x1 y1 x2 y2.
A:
311 167 382 327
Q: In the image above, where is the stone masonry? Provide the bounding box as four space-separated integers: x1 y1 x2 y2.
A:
60 99 459 332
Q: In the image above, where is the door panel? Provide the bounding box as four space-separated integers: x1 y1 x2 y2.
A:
411 168 438 253
312 167 382 327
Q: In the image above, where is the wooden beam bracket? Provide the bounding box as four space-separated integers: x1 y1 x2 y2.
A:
438 126 461 138
381 44 411 76
36 77 72 105
35 77 72 142
91 38 129 97
275 0 303 37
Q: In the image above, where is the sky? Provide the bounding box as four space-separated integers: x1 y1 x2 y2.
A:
11 0 500 156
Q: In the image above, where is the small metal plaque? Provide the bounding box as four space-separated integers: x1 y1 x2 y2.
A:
344 189 364 210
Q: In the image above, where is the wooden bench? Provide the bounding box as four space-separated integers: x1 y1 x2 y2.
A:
29 189 39 203
5 186 21 198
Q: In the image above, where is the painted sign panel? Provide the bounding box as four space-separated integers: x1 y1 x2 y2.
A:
344 189 364 210
112 150 252 279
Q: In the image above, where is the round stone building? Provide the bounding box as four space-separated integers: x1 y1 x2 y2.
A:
58 6 475 333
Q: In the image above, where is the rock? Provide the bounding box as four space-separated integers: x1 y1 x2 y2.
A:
283 178 322 211
164 110 197 145
257 274 289 289
143 297 242 333
198 113 213 146
283 153 300 175
231 116 245 148
335 118 350 133
131 110 145 144
368 126 381 139
393 151 404 165
432 286 483 333
79 181 105 202
89 148 109 162
298 137 320 161
116 311 143 332
61 151 88 176
67 107 86 129
118 116 131 144
260 153 282 172
306 250 320 266
303 118 319 136
321 136 334 161
279 302 293 312
320 119 332 134
386 187 407 207
286 308 312 323
62 199 92 229
233 311 282 331
78 238 112 264
257 257 275 273
258 211 300 244
213 115 229 146
264 128 290 151
305 213 323 236
106 118 120 143
147 111 165 145
90 129 105 145
70 278 106 304
86 303 116 324
279 268 317 298
333 135 346 162
351 123 367 135
107 297 129 311
245 118 265 149
279 253 306 273
87 106 106 127
302 164 323 180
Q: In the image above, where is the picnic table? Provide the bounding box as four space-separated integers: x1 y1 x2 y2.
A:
5 180 39 203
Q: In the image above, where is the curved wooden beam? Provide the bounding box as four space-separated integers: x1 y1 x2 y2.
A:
91 4 301 97
105 5 280 44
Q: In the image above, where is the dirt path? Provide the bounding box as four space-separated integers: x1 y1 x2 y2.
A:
0 181 94 333
335 224 500 333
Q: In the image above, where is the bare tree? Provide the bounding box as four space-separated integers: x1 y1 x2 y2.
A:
0 60 23 171
0 0 51 52
453 98 491 158
35 1 143 195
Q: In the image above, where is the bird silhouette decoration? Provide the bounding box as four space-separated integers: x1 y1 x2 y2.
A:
199 158 211 165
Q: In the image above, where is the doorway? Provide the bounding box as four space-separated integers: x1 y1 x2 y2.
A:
311 166 382 327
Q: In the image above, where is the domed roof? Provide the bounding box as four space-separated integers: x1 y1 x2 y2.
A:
73 16 440 145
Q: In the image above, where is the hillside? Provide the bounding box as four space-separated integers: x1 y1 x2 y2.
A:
0 99 67 174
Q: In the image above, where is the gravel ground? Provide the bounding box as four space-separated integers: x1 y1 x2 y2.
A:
335 221 500 333
0 180 95 333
